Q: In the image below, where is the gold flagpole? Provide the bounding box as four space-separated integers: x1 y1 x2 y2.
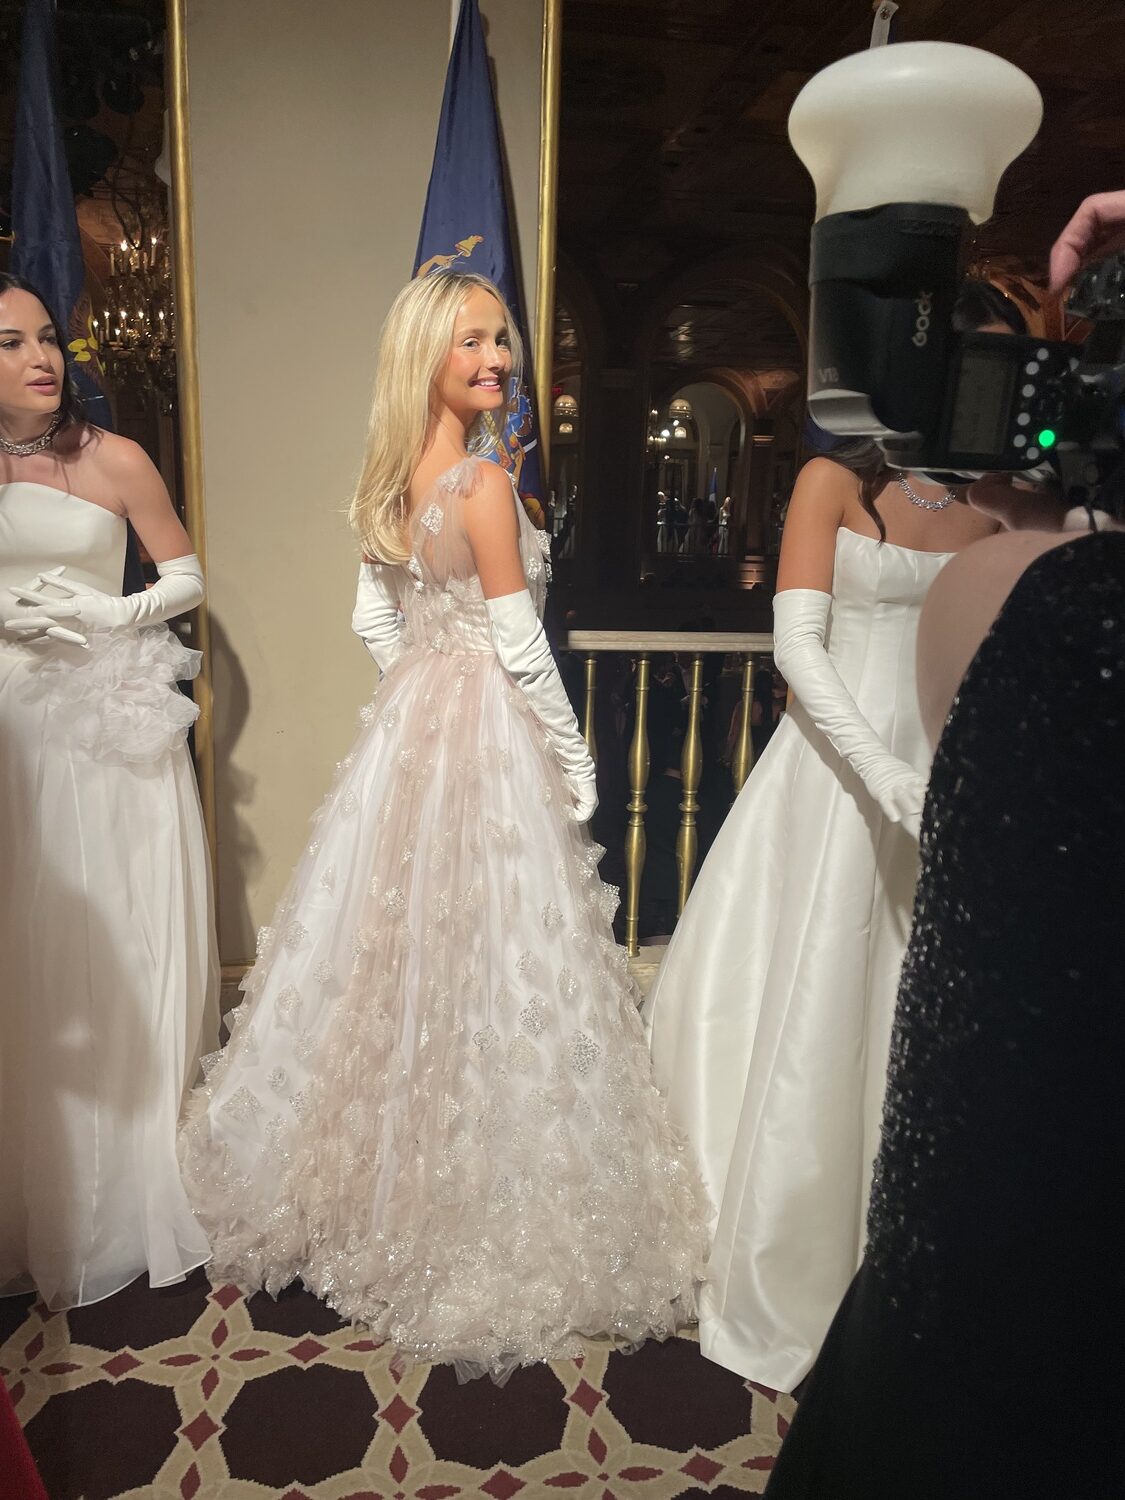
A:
534 0 563 480
166 0 216 884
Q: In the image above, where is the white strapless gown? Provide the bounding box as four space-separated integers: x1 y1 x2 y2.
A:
643 528 951 1392
0 482 217 1309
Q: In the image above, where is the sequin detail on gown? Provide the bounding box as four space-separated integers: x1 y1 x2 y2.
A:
179 458 709 1381
765 532 1125 1498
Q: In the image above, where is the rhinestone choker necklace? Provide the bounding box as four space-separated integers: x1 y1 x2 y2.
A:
0 412 63 458
897 474 956 512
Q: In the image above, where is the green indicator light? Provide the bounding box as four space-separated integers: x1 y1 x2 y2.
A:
1036 428 1057 449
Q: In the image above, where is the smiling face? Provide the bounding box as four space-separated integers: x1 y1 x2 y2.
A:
0 289 65 427
433 286 512 427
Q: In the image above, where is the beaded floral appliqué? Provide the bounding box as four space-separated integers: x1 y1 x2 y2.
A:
419 502 444 535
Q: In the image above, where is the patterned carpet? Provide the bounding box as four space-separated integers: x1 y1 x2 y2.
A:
2 1272 794 1499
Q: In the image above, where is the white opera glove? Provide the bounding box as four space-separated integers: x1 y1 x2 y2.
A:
486 589 598 823
350 560 403 674
2 570 87 645
5 555 204 650
773 588 925 837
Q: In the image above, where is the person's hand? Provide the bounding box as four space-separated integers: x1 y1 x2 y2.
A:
1049 190 1125 292
865 760 925 840
3 566 91 646
8 556 204 647
568 764 599 824
966 473 1065 533
9 571 134 639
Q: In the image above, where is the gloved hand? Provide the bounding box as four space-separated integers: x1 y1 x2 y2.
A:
2 569 87 645
773 588 925 837
5 555 205 649
351 560 403 673
486 588 598 822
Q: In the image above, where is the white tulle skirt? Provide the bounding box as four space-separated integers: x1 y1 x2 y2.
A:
179 645 709 1382
0 626 217 1310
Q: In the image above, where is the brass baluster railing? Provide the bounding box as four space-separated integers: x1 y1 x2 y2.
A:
583 653 598 761
563 629 773 957
623 653 651 957
676 653 705 915
731 652 757 795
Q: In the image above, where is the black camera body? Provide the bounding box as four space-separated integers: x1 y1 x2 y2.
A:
807 201 1125 509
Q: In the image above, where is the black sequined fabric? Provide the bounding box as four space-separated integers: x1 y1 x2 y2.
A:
767 534 1125 1499
866 534 1124 1331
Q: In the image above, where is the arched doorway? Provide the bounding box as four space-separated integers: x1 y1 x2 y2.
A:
646 380 745 564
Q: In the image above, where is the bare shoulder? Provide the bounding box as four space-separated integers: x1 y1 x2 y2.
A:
461 460 519 542
466 458 517 508
99 432 159 477
784 456 856 533
918 529 1074 747
776 456 853 590
792 456 857 505
84 428 160 483
925 529 1072 630
461 460 524 596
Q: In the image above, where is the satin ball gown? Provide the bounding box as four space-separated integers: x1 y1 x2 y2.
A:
644 528 951 1391
0 480 216 1310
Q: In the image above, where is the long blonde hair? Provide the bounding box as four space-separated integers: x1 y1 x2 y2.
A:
350 271 525 563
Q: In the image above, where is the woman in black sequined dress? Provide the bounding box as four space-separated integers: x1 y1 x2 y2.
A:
766 524 1125 1498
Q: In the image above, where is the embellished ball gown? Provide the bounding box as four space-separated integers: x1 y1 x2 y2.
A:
643 527 951 1392
179 458 709 1382
0 481 217 1309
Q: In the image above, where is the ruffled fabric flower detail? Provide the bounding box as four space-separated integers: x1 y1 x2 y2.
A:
21 623 201 764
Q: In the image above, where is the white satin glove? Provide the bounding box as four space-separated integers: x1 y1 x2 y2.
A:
5 555 205 650
486 589 598 822
2 570 87 645
351 560 403 674
773 588 925 837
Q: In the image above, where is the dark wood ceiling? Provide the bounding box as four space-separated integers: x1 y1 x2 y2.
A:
557 0 1125 376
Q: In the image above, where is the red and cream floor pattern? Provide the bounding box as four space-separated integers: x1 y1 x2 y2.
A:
2 1271 794 1499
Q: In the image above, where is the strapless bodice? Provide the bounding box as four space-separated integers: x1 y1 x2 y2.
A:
0 482 126 595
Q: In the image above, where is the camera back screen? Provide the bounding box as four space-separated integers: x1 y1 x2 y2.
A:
948 347 1018 457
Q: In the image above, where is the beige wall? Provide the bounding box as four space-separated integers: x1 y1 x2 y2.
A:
186 0 545 963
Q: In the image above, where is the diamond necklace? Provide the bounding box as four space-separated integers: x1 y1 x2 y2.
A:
0 411 63 458
897 473 957 512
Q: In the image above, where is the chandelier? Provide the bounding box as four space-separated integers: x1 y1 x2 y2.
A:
94 203 176 401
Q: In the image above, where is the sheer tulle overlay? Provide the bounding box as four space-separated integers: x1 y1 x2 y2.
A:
179 461 709 1381
0 483 217 1310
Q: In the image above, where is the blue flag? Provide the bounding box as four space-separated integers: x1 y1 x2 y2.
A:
415 0 542 506
11 0 112 431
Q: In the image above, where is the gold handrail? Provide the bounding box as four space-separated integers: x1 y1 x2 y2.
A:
567 630 773 654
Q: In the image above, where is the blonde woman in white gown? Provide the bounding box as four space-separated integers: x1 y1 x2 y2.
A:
179 271 708 1383
0 274 216 1310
